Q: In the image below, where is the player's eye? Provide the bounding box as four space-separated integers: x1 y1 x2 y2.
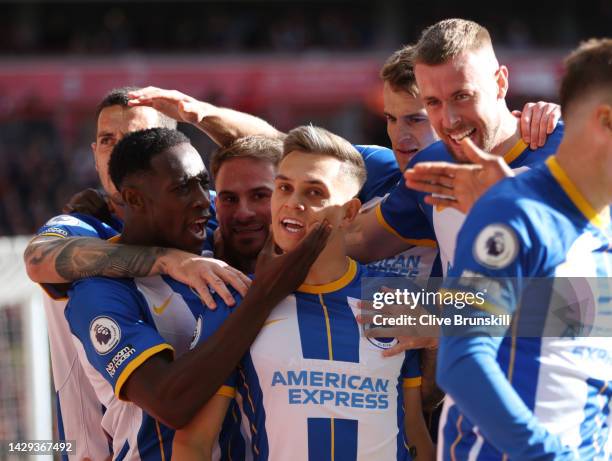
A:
277 183 291 192
455 93 470 101
384 114 396 122
253 192 270 201
425 99 440 108
307 188 323 197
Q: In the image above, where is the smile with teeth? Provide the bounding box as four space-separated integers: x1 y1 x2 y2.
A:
281 217 305 234
189 218 208 237
449 128 476 142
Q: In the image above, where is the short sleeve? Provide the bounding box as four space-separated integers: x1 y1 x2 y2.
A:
66 277 174 399
377 184 437 247
354 145 402 203
401 350 422 388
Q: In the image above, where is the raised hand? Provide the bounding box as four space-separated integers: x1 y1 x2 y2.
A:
251 221 332 305
404 137 513 214
128 86 208 125
514 101 561 149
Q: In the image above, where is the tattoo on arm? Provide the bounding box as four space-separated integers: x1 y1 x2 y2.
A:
25 237 169 282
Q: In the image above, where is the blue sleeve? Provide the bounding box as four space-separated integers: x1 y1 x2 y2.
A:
36 214 119 299
438 196 573 460
66 278 174 400
377 180 436 247
354 145 402 203
401 350 422 389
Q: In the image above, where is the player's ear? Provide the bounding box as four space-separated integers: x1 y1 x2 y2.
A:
121 186 145 212
596 104 612 133
341 198 362 227
495 65 509 99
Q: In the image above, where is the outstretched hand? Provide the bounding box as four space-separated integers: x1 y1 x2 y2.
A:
404 137 513 214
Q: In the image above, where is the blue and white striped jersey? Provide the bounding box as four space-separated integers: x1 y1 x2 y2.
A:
438 156 612 460
66 272 235 461
36 213 121 461
377 124 565 276
235 259 422 461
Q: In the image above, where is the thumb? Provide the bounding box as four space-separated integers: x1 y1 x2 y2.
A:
460 137 492 165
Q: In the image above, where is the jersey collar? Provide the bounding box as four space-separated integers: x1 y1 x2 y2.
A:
298 258 358 294
546 156 611 229
503 138 528 165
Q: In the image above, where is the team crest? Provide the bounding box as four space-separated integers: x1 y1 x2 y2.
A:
189 315 203 350
89 316 121 355
473 224 518 269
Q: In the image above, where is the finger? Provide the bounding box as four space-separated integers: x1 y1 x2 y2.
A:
460 137 490 165
519 102 533 144
423 195 460 210
409 161 459 176
529 102 546 150
205 274 236 306
405 169 455 185
381 341 413 357
295 220 331 264
547 105 561 134
259 227 276 258
511 109 521 118
405 178 454 195
538 106 552 147
193 281 217 310
216 267 250 297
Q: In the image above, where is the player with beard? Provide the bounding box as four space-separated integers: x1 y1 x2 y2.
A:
210 136 283 275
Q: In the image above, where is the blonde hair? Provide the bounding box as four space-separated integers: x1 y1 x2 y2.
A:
414 18 493 65
283 125 367 191
210 135 283 179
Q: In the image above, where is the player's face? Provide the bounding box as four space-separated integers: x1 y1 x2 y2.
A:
92 105 161 204
140 143 211 254
272 152 358 252
383 82 438 170
215 157 275 259
415 50 505 162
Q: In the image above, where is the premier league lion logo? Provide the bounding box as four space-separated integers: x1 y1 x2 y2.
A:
485 232 505 257
95 325 112 345
90 317 121 354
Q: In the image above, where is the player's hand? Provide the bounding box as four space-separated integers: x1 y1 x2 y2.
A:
62 188 114 223
161 249 252 309
404 137 514 214
356 289 439 357
250 220 332 306
128 86 209 125
513 101 561 150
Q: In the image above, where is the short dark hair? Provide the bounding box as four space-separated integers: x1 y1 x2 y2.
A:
95 86 177 129
210 135 283 179
380 45 419 97
109 128 191 190
560 38 612 117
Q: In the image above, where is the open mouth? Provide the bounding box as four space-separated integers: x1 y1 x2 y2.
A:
280 217 305 234
189 217 209 238
448 128 476 144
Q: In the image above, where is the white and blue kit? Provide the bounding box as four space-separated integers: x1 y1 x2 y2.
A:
65 268 235 461
233 259 422 461
36 213 121 461
376 124 564 276
438 156 612 460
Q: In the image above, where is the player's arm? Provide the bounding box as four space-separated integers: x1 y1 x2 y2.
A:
404 387 434 461
127 87 284 147
346 205 414 262
402 351 434 461
437 201 575 460
120 223 330 428
171 393 232 461
24 234 249 308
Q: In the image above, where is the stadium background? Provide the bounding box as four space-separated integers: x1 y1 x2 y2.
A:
0 1 609 458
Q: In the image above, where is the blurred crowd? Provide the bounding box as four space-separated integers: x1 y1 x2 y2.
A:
1 0 611 236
